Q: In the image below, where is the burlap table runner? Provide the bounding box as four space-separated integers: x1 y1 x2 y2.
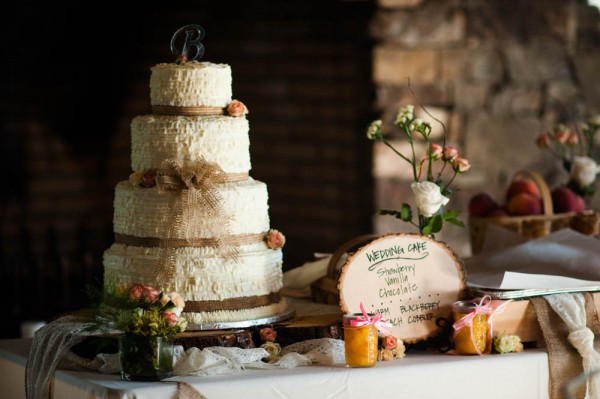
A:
531 293 600 399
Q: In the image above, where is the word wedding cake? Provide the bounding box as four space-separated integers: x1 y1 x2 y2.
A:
102 59 289 327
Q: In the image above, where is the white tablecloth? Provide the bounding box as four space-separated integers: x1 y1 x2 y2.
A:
0 338 549 399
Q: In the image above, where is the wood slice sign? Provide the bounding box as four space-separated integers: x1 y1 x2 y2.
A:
338 233 466 343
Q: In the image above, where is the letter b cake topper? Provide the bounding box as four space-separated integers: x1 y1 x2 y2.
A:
170 24 205 63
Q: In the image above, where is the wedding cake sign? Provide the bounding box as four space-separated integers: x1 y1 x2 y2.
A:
338 234 466 343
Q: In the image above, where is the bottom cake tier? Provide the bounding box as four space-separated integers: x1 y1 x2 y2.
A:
103 242 287 325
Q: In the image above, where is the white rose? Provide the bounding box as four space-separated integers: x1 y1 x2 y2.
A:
571 156 600 186
411 181 450 217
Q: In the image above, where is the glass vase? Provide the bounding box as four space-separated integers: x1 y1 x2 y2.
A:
119 334 174 381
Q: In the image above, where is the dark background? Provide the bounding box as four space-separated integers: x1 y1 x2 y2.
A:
0 1 376 338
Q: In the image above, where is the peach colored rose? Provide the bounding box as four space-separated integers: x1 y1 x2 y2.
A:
128 172 143 186
567 132 579 145
227 100 248 117
429 143 443 160
162 311 179 327
452 157 471 173
260 327 277 343
142 286 161 303
129 285 144 301
553 129 569 144
382 335 398 349
442 146 459 161
266 229 286 249
536 133 550 148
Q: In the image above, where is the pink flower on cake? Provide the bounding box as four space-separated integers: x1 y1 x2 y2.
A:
266 229 286 249
259 327 277 343
129 284 144 301
142 286 161 304
227 100 248 117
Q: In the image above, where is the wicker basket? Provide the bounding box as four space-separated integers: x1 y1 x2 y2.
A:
310 234 379 305
469 170 595 254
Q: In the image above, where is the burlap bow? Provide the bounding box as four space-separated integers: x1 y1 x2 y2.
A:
153 158 239 286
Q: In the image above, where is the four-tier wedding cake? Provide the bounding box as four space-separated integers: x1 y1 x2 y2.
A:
102 60 289 326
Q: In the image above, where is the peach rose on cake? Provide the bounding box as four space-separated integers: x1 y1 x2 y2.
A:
227 100 248 117
266 229 286 249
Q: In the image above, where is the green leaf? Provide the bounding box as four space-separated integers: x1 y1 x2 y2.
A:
446 218 465 228
429 215 443 233
443 209 461 220
400 203 413 222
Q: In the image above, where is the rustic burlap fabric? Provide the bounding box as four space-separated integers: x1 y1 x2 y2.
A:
531 293 600 399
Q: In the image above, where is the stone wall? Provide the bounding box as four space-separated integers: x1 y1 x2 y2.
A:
369 0 600 255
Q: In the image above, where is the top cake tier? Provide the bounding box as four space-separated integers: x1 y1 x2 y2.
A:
150 61 232 108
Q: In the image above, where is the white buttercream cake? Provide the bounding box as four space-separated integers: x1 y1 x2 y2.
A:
103 60 288 326
131 115 250 174
150 61 232 107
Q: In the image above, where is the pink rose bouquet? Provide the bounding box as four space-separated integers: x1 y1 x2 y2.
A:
111 284 188 337
536 116 600 199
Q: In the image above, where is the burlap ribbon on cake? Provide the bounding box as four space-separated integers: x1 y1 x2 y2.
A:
153 158 240 285
152 105 225 116
531 292 600 399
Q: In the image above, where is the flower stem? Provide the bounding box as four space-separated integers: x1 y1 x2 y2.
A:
382 140 413 165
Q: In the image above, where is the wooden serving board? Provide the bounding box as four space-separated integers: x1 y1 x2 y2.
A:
491 293 600 345
338 234 466 344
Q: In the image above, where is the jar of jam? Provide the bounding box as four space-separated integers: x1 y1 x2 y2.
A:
343 313 378 367
452 300 489 355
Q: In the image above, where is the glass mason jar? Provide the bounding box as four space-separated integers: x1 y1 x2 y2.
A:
343 313 378 367
452 300 489 355
119 334 174 381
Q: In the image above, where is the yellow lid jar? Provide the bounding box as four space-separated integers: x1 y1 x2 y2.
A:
343 313 378 367
452 300 489 355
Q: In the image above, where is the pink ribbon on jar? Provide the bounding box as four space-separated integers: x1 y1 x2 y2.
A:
350 303 393 335
452 295 511 355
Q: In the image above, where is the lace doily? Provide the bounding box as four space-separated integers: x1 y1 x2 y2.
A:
25 316 347 399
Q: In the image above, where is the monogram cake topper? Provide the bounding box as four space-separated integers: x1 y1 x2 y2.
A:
170 24 205 63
